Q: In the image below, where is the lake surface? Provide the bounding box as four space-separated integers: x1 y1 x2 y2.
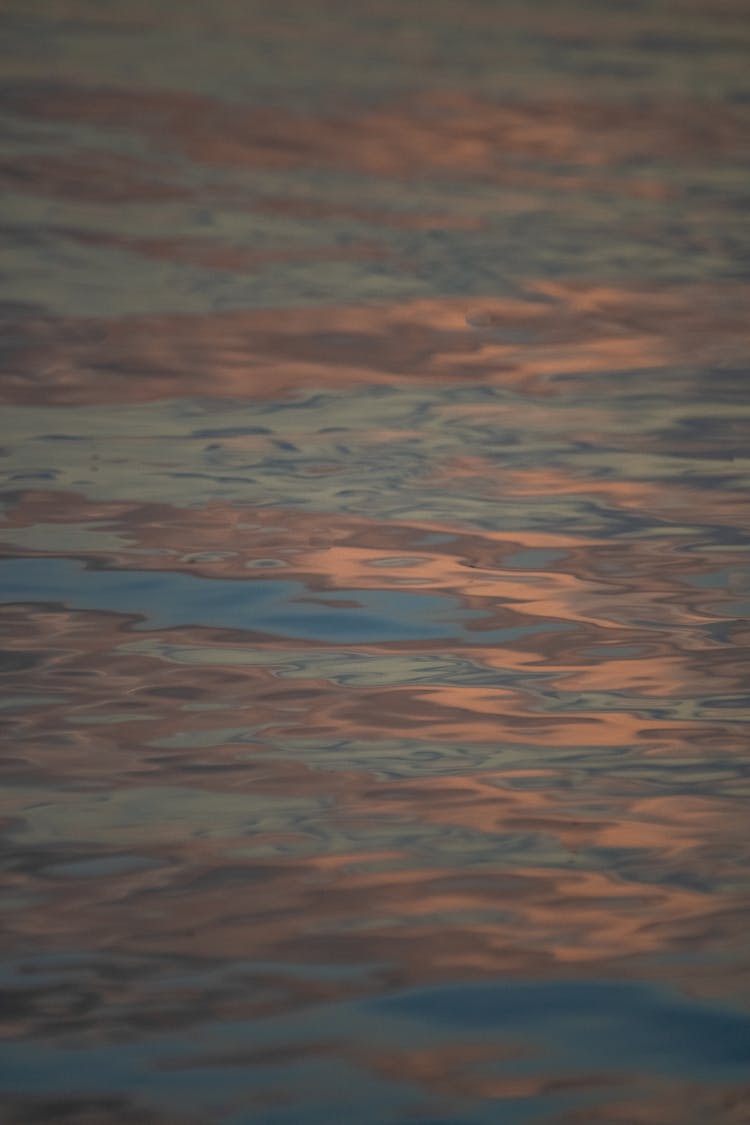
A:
1 1 749 1122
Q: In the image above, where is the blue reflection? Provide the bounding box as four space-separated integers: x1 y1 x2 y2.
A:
0 556 564 644
370 978 750 1076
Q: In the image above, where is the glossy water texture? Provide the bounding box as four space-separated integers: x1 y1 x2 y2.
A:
1 2 750 1123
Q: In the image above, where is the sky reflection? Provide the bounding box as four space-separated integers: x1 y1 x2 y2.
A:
1 0 750 1123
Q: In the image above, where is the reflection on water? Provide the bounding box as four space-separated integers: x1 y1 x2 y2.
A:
1 1 749 1122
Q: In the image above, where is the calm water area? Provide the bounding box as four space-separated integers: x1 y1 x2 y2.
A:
1 1 749 1122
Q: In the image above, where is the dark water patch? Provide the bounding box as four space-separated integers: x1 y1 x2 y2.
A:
371 978 750 1077
42 854 165 879
0 649 40 673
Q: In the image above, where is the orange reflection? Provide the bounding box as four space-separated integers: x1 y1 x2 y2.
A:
8 84 750 176
3 281 749 405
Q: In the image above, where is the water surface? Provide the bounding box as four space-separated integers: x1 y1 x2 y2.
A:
1 2 750 1123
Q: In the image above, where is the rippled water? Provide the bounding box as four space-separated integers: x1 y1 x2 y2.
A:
1 2 750 1123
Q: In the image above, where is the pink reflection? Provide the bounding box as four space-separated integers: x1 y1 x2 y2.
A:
3 281 748 405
